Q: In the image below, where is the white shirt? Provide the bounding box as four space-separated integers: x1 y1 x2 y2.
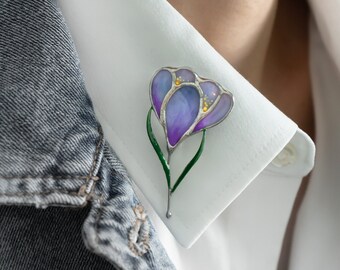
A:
58 0 339 269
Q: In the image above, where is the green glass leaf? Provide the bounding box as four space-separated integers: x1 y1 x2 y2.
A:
146 107 171 188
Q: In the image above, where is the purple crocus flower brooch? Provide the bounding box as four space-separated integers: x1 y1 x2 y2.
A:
146 67 234 218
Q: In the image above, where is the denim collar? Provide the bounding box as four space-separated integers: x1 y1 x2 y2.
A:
0 0 175 269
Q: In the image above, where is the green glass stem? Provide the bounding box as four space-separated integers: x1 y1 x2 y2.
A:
171 129 206 193
146 106 206 218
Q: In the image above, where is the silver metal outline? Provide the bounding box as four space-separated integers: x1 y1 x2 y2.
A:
149 66 235 153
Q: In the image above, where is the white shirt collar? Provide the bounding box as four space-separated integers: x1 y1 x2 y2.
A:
58 0 315 248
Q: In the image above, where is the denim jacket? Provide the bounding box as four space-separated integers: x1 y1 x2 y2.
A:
0 0 175 269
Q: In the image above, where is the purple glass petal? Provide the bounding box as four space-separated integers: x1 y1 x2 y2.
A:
175 69 195 83
166 86 200 146
193 93 233 132
151 69 173 117
200 81 220 109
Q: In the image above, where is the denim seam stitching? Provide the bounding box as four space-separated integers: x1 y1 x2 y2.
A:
88 126 104 178
78 127 104 198
0 127 103 202
128 205 151 256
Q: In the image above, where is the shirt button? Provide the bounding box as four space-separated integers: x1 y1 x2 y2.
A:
271 143 296 167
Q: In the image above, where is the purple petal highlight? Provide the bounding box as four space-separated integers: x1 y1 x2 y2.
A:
193 93 233 132
151 69 172 117
166 86 200 146
200 81 220 106
175 69 195 83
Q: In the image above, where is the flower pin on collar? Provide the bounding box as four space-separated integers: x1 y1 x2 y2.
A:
147 67 234 218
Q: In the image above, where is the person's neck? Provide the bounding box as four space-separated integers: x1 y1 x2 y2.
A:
169 0 315 140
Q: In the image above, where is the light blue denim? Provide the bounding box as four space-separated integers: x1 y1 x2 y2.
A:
0 0 176 269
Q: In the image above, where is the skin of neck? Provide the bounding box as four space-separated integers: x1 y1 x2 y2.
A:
169 0 314 139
